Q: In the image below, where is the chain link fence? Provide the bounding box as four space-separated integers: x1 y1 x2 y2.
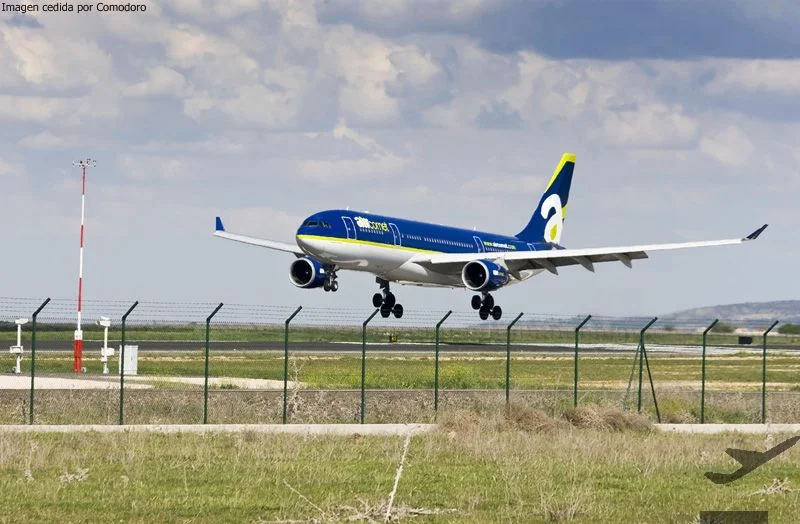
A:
1 297 798 425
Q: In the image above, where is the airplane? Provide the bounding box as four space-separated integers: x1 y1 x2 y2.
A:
705 435 799 484
214 153 768 321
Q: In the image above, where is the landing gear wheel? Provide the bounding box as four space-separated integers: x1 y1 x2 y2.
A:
380 304 392 318
383 292 396 309
330 280 339 292
491 305 502 321
471 295 482 310
392 304 404 319
323 280 331 292
479 307 490 321
372 293 383 308
483 294 495 310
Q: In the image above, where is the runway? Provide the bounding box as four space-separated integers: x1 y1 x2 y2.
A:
26 340 788 355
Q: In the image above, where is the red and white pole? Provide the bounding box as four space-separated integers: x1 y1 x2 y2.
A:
73 158 95 373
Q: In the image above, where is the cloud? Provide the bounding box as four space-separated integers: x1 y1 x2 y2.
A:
167 0 262 19
0 26 114 90
475 100 523 129
119 154 189 182
319 0 800 59
461 174 544 195
131 137 248 155
706 59 800 95
601 103 699 149
298 120 409 182
0 0 796 315
124 66 188 98
18 131 76 149
0 156 22 178
700 126 754 167
0 95 71 123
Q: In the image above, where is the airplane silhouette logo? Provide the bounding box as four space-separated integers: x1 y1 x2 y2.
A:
705 436 800 484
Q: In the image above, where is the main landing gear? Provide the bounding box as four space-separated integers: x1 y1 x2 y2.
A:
372 278 404 319
471 292 502 321
322 267 339 292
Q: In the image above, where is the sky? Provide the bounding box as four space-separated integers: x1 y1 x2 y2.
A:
2 0 799 319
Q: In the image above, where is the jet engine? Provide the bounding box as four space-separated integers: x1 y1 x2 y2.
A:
289 257 328 288
461 260 509 291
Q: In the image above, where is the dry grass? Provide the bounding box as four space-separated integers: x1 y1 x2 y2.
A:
438 403 650 436
3 387 800 425
561 405 652 432
0 412 798 522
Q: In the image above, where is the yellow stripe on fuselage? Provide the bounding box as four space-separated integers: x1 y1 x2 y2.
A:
296 234 442 254
544 152 577 191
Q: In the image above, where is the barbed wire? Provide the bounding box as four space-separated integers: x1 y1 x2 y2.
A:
0 297 790 332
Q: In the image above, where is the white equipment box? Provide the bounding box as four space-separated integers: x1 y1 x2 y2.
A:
118 345 139 376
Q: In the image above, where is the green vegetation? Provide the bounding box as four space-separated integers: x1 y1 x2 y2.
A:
1 407 798 522
712 322 735 333
3 350 800 424
2 323 800 346
778 323 800 335
11 351 800 390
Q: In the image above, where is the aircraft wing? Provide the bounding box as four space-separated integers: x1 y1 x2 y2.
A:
213 217 304 255
415 224 768 276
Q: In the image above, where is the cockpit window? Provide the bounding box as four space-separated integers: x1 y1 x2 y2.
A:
303 219 331 228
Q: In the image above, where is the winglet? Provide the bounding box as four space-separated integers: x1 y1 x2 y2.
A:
215 216 225 232
745 224 768 241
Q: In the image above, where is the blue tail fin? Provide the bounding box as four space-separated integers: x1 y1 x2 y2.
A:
515 153 576 244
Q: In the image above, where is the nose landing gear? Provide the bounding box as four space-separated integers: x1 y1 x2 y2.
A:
373 278 403 318
471 292 502 321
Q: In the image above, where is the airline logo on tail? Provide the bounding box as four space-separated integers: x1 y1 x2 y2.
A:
516 153 575 244
541 193 564 243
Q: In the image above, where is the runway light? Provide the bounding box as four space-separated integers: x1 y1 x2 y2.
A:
9 318 29 374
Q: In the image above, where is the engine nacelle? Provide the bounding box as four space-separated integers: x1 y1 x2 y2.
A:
461 260 509 291
289 257 328 289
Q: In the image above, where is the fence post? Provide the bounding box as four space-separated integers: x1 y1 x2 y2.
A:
761 320 779 424
700 319 719 424
573 315 592 408
360 309 379 424
283 306 303 424
637 317 658 413
434 310 452 418
119 301 138 425
28 298 50 425
505 313 524 405
203 302 224 424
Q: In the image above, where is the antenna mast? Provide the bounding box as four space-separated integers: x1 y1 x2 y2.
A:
72 158 96 373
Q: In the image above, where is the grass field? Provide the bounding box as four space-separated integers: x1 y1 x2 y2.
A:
1 406 799 523
4 350 800 425
11 350 800 390
2 324 799 347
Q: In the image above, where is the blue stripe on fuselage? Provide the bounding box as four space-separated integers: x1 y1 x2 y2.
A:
296 209 555 254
